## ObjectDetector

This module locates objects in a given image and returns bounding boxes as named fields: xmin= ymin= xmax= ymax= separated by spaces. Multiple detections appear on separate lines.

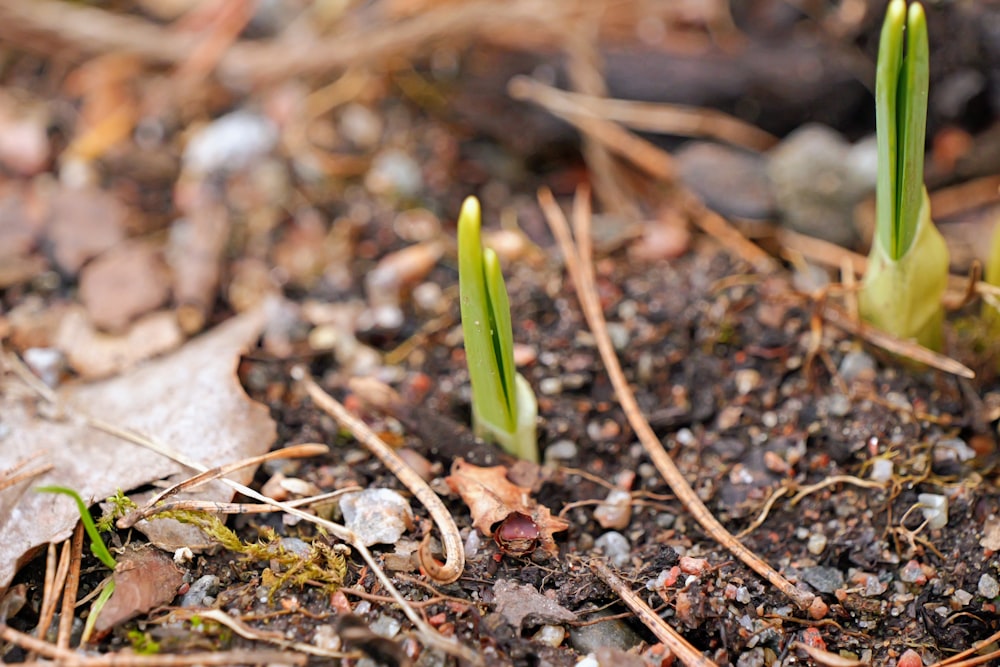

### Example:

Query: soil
xmin=4 ymin=3 xmax=1000 ymax=667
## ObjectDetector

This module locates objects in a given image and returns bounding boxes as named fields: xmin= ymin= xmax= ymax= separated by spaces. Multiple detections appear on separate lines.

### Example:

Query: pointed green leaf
xmin=876 ymin=0 xmax=905 ymax=259
xmin=896 ymin=1 xmax=929 ymax=258
xmin=457 ymin=196 xmax=512 ymax=434
xmin=484 ymin=247 xmax=516 ymax=428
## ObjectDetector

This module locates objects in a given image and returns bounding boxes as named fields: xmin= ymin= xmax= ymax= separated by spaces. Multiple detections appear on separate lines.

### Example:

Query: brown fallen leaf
xmin=55 ymin=306 xmax=184 ymax=379
xmin=79 ymin=240 xmax=171 ymax=333
xmin=94 ymin=543 xmax=184 ymax=633
xmin=445 ymin=459 xmax=568 ymax=558
xmin=44 ymin=186 xmax=127 ymax=274
xmin=0 ymin=304 xmax=277 ymax=590
xmin=492 ymin=579 xmax=575 ymax=630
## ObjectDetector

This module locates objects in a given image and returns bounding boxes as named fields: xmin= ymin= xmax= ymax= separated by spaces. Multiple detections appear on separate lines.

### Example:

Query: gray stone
xmin=767 ymin=124 xmax=874 ymax=246
xmin=676 ymin=142 xmax=775 ymax=220
xmin=801 ymin=565 xmax=844 ymax=594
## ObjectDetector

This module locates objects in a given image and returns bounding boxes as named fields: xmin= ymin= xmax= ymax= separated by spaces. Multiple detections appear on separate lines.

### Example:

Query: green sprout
xmin=37 ymin=486 xmax=117 ymax=642
xmin=457 ymin=196 xmax=538 ymax=462
xmin=859 ymin=0 xmax=949 ymax=350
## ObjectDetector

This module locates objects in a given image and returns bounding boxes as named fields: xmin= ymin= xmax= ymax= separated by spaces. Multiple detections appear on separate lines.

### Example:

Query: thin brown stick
xmin=511 ymin=76 xmax=776 ymax=272
xmin=821 ymin=303 xmax=975 ymax=378
xmin=0 ymin=623 xmax=306 ymax=666
xmin=296 ymin=369 xmax=465 ymax=585
xmin=138 ymin=443 xmax=330 ymax=509
xmin=590 ymin=559 xmax=718 ymax=667
xmin=0 ymin=0 xmax=580 ymax=84
xmin=539 ymin=186 xmax=816 ymax=612
xmin=507 ymin=75 xmax=778 ymax=151
xmin=57 ymin=523 xmax=85 ymax=650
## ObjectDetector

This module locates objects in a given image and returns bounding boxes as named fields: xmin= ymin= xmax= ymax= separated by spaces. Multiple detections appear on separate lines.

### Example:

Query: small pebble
xmin=953 ymin=589 xmax=973 ymax=606
xmin=184 ymin=110 xmax=278 ymax=174
xmin=539 ymin=377 xmax=563 ymax=396
xmin=369 ymin=614 xmax=402 ymax=639
xmin=532 ymin=624 xmax=566 ymax=648
xmin=23 ymin=347 xmax=64 ymax=387
xmin=870 ymin=458 xmax=893 ymax=482
xmin=736 ymin=586 xmax=751 ymax=604
xmin=978 ymin=573 xmax=999 ymax=599
xmin=899 ymin=560 xmax=927 ymax=585
xmin=897 ymin=649 xmax=923 ymax=667
xmin=544 ymin=439 xmax=578 ymax=463
xmin=801 ymin=566 xmax=844 ymax=594
xmin=568 ymin=615 xmax=642 ymax=654
xmin=179 ymin=575 xmax=220 ymax=607
xmin=918 ymin=493 xmax=948 ymax=530
xmin=806 ymin=533 xmax=827 ymax=555
xmin=839 ymin=349 xmax=875 ymax=383
xmin=605 ymin=323 xmax=630 ymax=351
xmin=365 ymin=149 xmax=422 ymax=198
xmin=339 ymin=488 xmax=414 ymax=546
xmin=594 ymin=489 xmax=632 ymax=530
xmin=594 ymin=531 xmax=631 ymax=568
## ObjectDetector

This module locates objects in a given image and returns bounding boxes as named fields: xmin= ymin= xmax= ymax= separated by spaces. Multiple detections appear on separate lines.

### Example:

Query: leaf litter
xmin=0 ymin=303 xmax=276 ymax=590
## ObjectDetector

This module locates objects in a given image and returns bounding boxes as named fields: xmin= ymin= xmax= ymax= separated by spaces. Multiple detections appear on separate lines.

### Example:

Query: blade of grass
xmin=36 ymin=486 xmax=116 ymax=570
xmin=896 ymin=1 xmax=929 ymax=258
xmin=876 ymin=0 xmax=904 ymax=258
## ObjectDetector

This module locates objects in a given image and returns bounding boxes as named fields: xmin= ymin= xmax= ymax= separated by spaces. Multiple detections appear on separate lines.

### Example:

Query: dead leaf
xmin=45 ymin=186 xmax=127 ymax=274
xmin=79 ymin=241 xmax=171 ymax=333
xmin=445 ymin=459 xmax=568 ymax=558
xmin=94 ymin=544 xmax=184 ymax=633
xmin=492 ymin=579 xmax=575 ymax=629
xmin=55 ymin=306 xmax=184 ymax=379
xmin=0 ymin=304 xmax=276 ymax=590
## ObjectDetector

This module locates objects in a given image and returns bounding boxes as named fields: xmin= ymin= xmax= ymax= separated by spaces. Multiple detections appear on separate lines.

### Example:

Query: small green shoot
xmin=860 ymin=0 xmax=949 ymax=350
xmin=37 ymin=486 xmax=117 ymax=570
xmin=457 ymin=196 xmax=538 ymax=462
xmin=36 ymin=486 xmax=117 ymax=643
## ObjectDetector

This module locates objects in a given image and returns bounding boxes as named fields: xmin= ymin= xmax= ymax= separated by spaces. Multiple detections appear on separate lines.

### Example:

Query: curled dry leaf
xmin=94 ymin=544 xmax=184 ymax=633
xmin=445 ymin=458 xmax=568 ymax=558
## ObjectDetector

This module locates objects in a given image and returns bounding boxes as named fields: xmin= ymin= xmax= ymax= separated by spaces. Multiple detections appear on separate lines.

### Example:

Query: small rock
xmin=806 ymin=533 xmax=827 ymax=556
xmin=978 ymin=573 xmax=999 ymax=599
xmin=594 ymin=531 xmax=631 ymax=568
xmin=870 ymin=458 xmax=893 ymax=483
xmin=179 ymin=575 xmax=220 ymax=607
xmin=981 ymin=515 xmax=1000 ymax=551
xmin=568 ymin=614 xmax=642 ymax=654
xmin=544 ymin=439 xmax=578 ymax=463
xmin=532 ymin=624 xmax=566 ymax=648
xmin=900 ymin=560 xmax=927 ymax=585
xmin=369 ymin=614 xmax=402 ymax=639
xmin=339 ymin=488 xmax=414 ymax=547
xmin=676 ymin=142 xmax=775 ymax=220
xmin=184 ymin=110 xmax=278 ymax=175
xmin=767 ymin=123 xmax=869 ymax=246
xmin=23 ymin=347 xmax=64 ymax=387
xmin=897 ymin=648 xmax=924 ymax=667
xmin=339 ymin=103 xmax=383 ymax=149
xmin=594 ymin=489 xmax=632 ymax=530
xmin=365 ymin=149 xmax=422 ymax=198
xmin=801 ymin=565 xmax=844 ymax=594
xmin=918 ymin=493 xmax=948 ymax=530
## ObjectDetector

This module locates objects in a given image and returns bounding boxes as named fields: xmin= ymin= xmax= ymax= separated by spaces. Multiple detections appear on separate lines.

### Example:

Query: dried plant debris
xmin=445 ymin=459 xmax=568 ymax=559
xmin=0 ymin=305 xmax=276 ymax=589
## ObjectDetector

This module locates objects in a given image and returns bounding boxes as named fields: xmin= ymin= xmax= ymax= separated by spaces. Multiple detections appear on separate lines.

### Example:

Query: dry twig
xmin=539 ymin=186 xmax=818 ymax=613
xmin=296 ymin=368 xmax=465 ymax=585
xmin=508 ymin=75 xmax=778 ymax=151
xmin=590 ymin=559 xmax=718 ymax=667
